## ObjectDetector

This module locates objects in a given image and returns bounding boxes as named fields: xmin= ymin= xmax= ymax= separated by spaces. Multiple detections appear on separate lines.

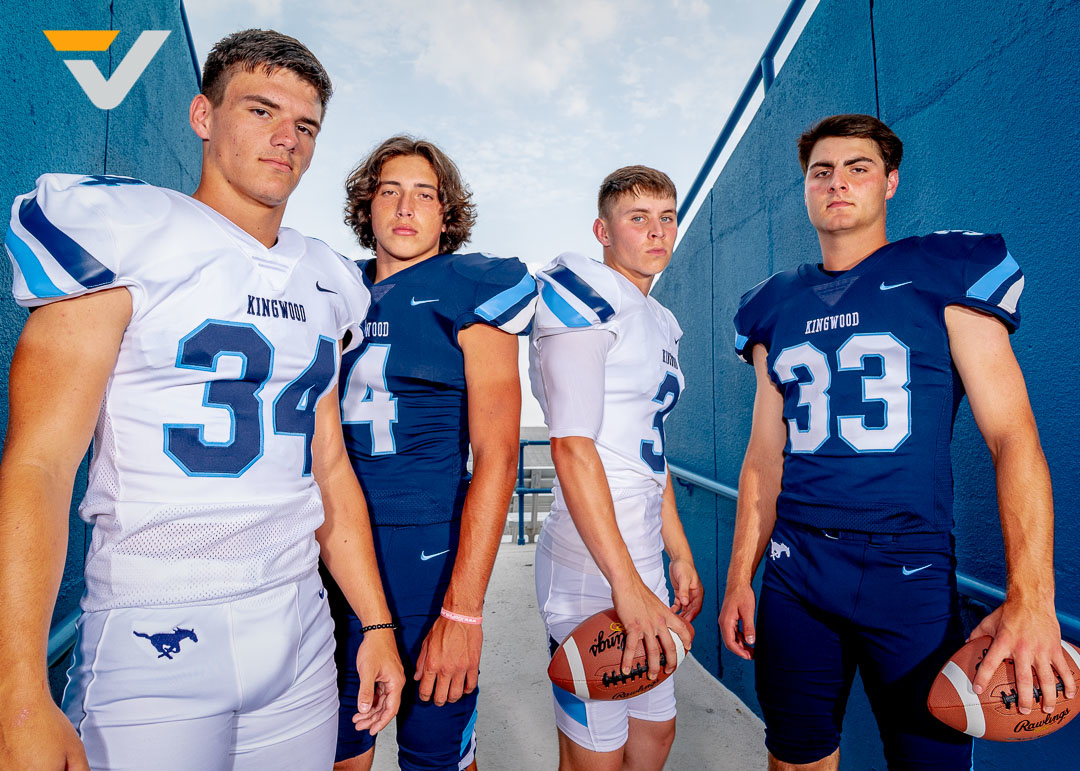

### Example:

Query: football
xmin=927 ymin=635 xmax=1080 ymax=741
xmin=547 ymin=608 xmax=686 ymax=701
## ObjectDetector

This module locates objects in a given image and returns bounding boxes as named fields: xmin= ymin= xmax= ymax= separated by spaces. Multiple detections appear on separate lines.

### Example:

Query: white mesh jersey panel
xmin=83 ymin=494 xmax=322 ymax=609
xmin=18 ymin=180 xmax=371 ymax=610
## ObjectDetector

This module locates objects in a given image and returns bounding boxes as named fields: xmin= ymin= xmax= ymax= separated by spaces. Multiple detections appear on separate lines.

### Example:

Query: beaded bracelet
xmin=440 ymin=608 xmax=482 ymax=625
xmin=359 ymin=622 xmax=397 ymax=634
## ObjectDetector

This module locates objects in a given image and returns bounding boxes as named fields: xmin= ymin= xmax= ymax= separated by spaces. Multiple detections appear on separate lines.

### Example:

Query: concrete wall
xmin=655 ymin=0 xmax=1080 ymax=767
xmin=3 ymin=1 xmax=202 ymax=697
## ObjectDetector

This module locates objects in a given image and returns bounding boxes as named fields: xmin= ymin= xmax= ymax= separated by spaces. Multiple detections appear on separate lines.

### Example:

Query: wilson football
xmin=547 ymin=607 xmax=686 ymax=701
xmin=927 ymin=635 xmax=1080 ymax=741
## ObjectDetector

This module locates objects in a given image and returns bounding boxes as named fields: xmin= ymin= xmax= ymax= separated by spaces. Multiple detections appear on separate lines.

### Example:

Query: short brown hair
xmin=797 ymin=114 xmax=903 ymax=174
xmin=202 ymin=29 xmax=333 ymax=115
xmin=344 ymin=136 xmax=476 ymax=255
xmin=598 ymin=166 xmax=677 ymax=220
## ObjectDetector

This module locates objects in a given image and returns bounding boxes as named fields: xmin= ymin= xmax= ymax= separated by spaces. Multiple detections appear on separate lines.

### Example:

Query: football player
xmin=328 ymin=136 xmax=536 ymax=771
xmin=528 ymin=166 xmax=701 ymax=771
xmin=719 ymin=114 xmax=1075 ymax=770
xmin=0 ymin=30 xmax=403 ymax=770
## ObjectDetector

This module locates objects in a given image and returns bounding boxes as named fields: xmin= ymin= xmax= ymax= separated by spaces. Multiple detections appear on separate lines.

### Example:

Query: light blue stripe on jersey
xmin=541 ymin=281 xmax=590 ymax=328
xmin=475 ymin=272 xmax=536 ymax=322
xmin=552 ymin=684 xmax=588 ymax=727
xmin=459 ymin=707 xmax=479 ymax=755
xmin=735 ymin=333 xmax=749 ymax=350
xmin=4 ymin=227 xmax=65 ymax=298
xmin=488 ymin=291 xmax=536 ymax=332
xmin=18 ymin=197 xmax=116 ymax=290
xmin=966 ymin=252 xmax=1020 ymax=301
xmin=548 ymin=265 xmax=615 ymax=321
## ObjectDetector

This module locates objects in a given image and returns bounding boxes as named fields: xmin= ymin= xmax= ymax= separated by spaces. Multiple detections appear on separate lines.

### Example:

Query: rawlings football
xmin=548 ymin=608 xmax=686 ymax=701
xmin=928 ymin=635 xmax=1080 ymax=741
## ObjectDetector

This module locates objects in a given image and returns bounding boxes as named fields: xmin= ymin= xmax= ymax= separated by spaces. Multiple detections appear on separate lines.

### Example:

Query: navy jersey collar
xmin=798 ymin=239 xmax=908 ymax=287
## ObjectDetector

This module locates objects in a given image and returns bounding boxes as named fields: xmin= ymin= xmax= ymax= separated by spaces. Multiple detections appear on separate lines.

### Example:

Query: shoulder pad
xmin=732 ymin=268 xmax=799 ymax=363
xmin=534 ymin=252 xmax=623 ymax=332
xmin=450 ymin=252 xmax=537 ymax=335
xmin=920 ymin=231 xmax=1023 ymax=330
xmin=6 ymin=173 xmax=168 ymax=307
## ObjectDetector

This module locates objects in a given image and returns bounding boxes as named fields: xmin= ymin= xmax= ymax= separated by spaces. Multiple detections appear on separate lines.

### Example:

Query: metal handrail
xmin=47 ymin=609 xmax=81 ymax=667
xmin=516 ymin=439 xmax=553 ymax=545
xmin=179 ymin=1 xmax=203 ymax=90
xmin=667 ymin=463 xmax=1080 ymax=644
xmin=677 ymin=0 xmax=813 ymax=226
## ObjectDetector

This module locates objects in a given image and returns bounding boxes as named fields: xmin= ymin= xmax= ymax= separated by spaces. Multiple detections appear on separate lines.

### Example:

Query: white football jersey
xmin=6 ymin=174 xmax=370 ymax=610
xmin=529 ymin=252 xmax=684 ymax=569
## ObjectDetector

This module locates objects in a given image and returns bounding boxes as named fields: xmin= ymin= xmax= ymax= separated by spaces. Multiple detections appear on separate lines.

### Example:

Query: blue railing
xmin=677 ymin=0 xmax=813 ymax=225
xmin=668 ymin=463 xmax=1080 ymax=644
xmin=179 ymin=1 xmax=203 ymax=90
xmin=515 ymin=439 xmax=553 ymax=545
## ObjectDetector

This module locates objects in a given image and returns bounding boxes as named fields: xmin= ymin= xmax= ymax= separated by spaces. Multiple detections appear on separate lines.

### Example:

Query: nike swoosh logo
xmin=879 ymin=281 xmax=912 ymax=291
xmin=420 ymin=549 xmax=451 ymax=561
xmin=902 ymin=564 xmax=932 ymax=575
xmin=410 ymin=297 xmax=439 ymax=305
xmin=316 ymin=281 xmax=337 ymax=294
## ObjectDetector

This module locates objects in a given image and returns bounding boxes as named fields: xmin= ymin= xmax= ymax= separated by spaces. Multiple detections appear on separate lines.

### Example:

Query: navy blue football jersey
xmin=339 ymin=252 xmax=537 ymax=525
xmin=733 ymin=231 xmax=1024 ymax=533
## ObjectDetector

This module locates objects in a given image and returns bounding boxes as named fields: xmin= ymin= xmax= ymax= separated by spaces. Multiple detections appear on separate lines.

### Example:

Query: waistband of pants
xmin=780 ymin=518 xmax=952 ymax=547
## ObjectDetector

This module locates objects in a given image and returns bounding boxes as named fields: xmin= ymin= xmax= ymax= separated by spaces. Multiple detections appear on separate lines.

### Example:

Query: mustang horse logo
xmin=133 ymin=627 xmax=198 ymax=659
xmin=769 ymin=539 xmax=791 ymax=561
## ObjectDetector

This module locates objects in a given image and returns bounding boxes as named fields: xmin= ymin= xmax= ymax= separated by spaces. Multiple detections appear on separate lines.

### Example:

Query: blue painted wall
xmin=655 ymin=0 xmax=1080 ymax=767
xmin=3 ymin=1 xmax=201 ymax=698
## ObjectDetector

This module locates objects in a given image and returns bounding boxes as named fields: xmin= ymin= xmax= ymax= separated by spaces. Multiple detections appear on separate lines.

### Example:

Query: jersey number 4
xmin=774 ymin=333 xmax=911 ymax=453
xmin=340 ymin=344 xmax=399 ymax=455
xmin=163 ymin=321 xmax=337 ymax=477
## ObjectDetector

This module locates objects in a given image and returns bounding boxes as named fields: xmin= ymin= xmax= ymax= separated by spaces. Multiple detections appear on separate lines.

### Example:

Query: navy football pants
xmin=756 ymin=519 xmax=973 ymax=769
xmin=325 ymin=519 xmax=478 ymax=770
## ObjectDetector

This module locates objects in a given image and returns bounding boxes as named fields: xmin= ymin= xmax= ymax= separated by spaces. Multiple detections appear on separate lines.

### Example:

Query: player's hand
xmin=414 ymin=615 xmax=483 ymax=706
xmin=968 ymin=598 xmax=1076 ymax=714
xmin=719 ymin=582 xmax=756 ymax=660
xmin=352 ymin=628 xmax=405 ymax=734
xmin=0 ymin=690 xmax=89 ymax=771
xmin=611 ymin=574 xmax=692 ymax=681
xmin=669 ymin=558 xmax=704 ymax=623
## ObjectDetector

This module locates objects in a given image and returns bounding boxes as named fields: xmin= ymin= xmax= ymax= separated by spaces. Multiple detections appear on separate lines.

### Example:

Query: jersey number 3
xmin=640 ymin=372 xmax=681 ymax=473
xmin=774 ymin=333 xmax=911 ymax=454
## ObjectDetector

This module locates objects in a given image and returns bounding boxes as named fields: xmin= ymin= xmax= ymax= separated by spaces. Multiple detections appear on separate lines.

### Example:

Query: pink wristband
xmin=440 ymin=607 xmax=482 ymax=625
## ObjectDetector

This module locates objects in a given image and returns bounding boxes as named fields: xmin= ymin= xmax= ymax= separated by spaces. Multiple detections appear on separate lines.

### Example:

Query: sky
xmin=184 ymin=0 xmax=807 ymax=424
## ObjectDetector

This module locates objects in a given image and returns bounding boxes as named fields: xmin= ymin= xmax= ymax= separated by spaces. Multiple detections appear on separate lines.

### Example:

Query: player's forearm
xmin=658 ymin=474 xmax=694 ymax=565
xmin=551 ymin=436 xmax=640 ymax=591
xmin=991 ymin=430 xmax=1055 ymax=605
xmin=726 ymin=455 xmax=780 ymax=588
xmin=0 ymin=462 xmax=75 ymax=685
xmin=315 ymin=460 xmax=392 ymax=625
xmin=442 ymin=446 xmax=517 ymax=617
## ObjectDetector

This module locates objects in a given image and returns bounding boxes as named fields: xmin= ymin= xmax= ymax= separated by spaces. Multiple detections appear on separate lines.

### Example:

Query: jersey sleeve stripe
xmin=998 ymin=276 xmax=1024 ymax=314
xmin=489 ymin=293 xmax=537 ymax=334
xmin=18 ymin=196 xmax=116 ymax=290
xmin=965 ymin=252 xmax=1020 ymax=301
xmin=540 ymin=281 xmax=591 ymax=328
xmin=474 ymin=272 xmax=537 ymax=322
xmin=547 ymin=265 xmax=615 ymax=322
xmin=4 ymin=227 xmax=66 ymax=298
